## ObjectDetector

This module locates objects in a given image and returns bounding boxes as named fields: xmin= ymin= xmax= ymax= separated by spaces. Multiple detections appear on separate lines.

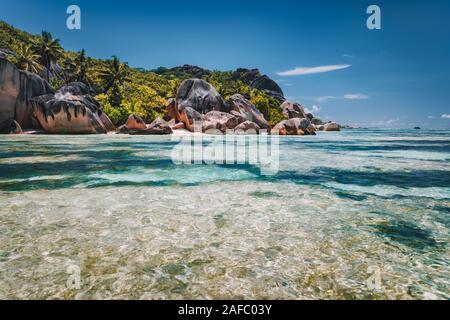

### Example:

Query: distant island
xmin=0 ymin=21 xmax=340 ymax=135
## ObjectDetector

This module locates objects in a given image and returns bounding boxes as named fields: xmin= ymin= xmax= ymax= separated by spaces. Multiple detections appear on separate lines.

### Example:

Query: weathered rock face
xmin=234 ymin=121 xmax=260 ymax=134
xmin=38 ymin=60 xmax=64 ymax=82
xmin=0 ymin=58 xmax=54 ymax=129
xmin=279 ymin=101 xmax=308 ymax=119
xmin=179 ymin=106 xmax=203 ymax=132
xmin=125 ymin=114 xmax=147 ymax=131
xmin=250 ymin=75 xmax=285 ymax=102
xmin=176 ymin=79 xmax=228 ymax=114
xmin=0 ymin=119 xmax=22 ymax=134
xmin=32 ymin=84 xmax=115 ymax=134
xmin=166 ymin=98 xmax=180 ymax=122
xmin=58 ymin=81 xmax=94 ymax=96
xmin=324 ymin=122 xmax=340 ymax=131
xmin=228 ymin=94 xmax=269 ymax=129
xmin=203 ymin=111 xmax=239 ymax=133
xmin=271 ymin=118 xmax=314 ymax=136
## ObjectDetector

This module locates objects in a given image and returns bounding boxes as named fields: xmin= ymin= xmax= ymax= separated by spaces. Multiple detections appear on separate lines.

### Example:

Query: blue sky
xmin=2 ymin=0 xmax=450 ymax=128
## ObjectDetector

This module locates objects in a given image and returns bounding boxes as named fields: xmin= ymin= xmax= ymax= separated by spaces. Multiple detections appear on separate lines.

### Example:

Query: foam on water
xmin=0 ymin=129 xmax=449 ymax=299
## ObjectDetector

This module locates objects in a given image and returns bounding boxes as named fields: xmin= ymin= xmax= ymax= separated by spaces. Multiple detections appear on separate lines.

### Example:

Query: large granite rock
xmin=125 ymin=114 xmax=147 ymax=130
xmin=232 ymin=68 xmax=285 ymax=101
xmin=234 ymin=121 xmax=260 ymax=134
xmin=279 ymin=101 xmax=308 ymax=119
xmin=128 ymin=117 xmax=173 ymax=135
xmin=203 ymin=111 xmax=239 ymax=133
xmin=31 ymin=84 xmax=115 ymax=134
xmin=166 ymin=98 xmax=180 ymax=122
xmin=250 ymin=75 xmax=285 ymax=102
xmin=176 ymin=79 xmax=228 ymax=114
xmin=324 ymin=122 xmax=340 ymax=131
xmin=0 ymin=58 xmax=54 ymax=129
xmin=228 ymin=94 xmax=269 ymax=129
xmin=179 ymin=106 xmax=203 ymax=132
xmin=271 ymin=118 xmax=314 ymax=136
xmin=311 ymin=117 xmax=323 ymax=126
xmin=0 ymin=119 xmax=22 ymax=134
xmin=147 ymin=117 xmax=173 ymax=134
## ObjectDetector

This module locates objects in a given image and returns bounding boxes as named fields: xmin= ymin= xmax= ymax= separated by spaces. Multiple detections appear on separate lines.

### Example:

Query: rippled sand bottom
xmin=0 ymin=130 xmax=449 ymax=299
xmin=1 ymin=182 xmax=448 ymax=299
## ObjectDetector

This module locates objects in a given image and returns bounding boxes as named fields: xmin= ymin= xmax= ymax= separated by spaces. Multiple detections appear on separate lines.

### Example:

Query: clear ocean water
xmin=0 ymin=129 xmax=449 ymax=299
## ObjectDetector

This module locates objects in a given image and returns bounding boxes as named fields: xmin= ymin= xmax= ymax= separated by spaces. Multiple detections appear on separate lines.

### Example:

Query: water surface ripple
xmin=0 ymin=129 xmax=449 ymax=299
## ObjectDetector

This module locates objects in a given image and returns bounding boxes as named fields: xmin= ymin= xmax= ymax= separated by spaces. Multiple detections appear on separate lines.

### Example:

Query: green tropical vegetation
xmin=0 ymin=20 xmax=284 ymax=126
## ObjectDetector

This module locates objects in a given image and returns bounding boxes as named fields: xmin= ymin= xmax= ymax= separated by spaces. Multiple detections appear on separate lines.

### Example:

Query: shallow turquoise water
xmin=0 ymin=129 xmax=449 ymax=299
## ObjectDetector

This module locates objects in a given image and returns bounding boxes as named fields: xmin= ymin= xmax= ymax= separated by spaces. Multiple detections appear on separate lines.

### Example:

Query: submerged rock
xmin=176 ymin=79 xmax=228 ymax=114
xmin=228 ymin=94 xmax=269 ymax=129
xmin=0 ymin=58 xmax=54 ymax=129
xmin=32 ymin=84 xmax=115 ymax=134
xmin=0 ymin=119 xmax=22 ymax=134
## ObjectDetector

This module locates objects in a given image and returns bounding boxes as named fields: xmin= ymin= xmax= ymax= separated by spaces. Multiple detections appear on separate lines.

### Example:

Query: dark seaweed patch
xmin=372 ymin=220 xmax=438 ymax=249
xmin=334 ymin=191 xmax=368 ymax=201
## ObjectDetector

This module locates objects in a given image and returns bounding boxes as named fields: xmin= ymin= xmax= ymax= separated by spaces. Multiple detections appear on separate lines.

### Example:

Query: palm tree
xmin=9 ymin=43 xmax=42 ymax=73
xmin=32 ymin=31 xmax=64 ymax=80
xmin=97 ymin=55 xmax=129 ymax=93
xmin=64 ymin=49 xmax=92 ymax=84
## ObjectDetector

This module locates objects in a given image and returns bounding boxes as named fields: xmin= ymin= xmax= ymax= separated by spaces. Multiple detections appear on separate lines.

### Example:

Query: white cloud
xmin=442 ymin=114 xmax=450 ymax=119
xmin=344 ymin=93 xmax=369 ymax=100
xmin=427 ymin=116 xmax=435 ymax=119
xmin=304 ymin=105 xmax=321 ymax=114
xmin=276 ymin=64 xmax=351 ymax=76
xmin=342 ymin=54 xmax=355 ymax=58
xmin=315 ymin=96 xmax=335 ymax=103
xmin=311 ymin=93 xmax=369 ymax=102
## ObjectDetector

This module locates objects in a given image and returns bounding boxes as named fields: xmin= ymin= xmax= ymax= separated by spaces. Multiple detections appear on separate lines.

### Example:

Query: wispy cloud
xmin=342 ymin=54 xmax=355 ymax=59
xmin=304 ymin=105 xmax=321 ymax=114
xmin=442 ymin=114 xmax=450 ymax=119
xmin=315 ymin=96 xmax=335 ymax=103
xmin=276 ymin=64 xmax=351 ymax=76
xmin=344 ymin=93 xmax=369 ymax=100
xmin=310 ymin=93 xmax=369 ymax=102
xmin=428 ymin=116 xmax=436 ymax=119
